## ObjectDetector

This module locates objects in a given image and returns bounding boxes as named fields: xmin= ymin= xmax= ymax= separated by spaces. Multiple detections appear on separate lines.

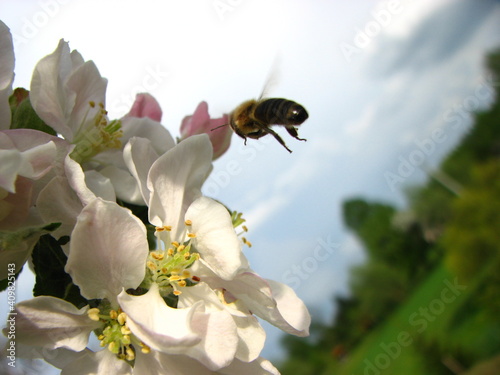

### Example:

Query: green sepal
xmin=9 ymin=88 xmax=57 ymax=136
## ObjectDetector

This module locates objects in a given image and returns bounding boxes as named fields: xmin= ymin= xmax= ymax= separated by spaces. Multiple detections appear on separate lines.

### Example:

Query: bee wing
xmin=258 ymin=56 xmax=282 ymax=100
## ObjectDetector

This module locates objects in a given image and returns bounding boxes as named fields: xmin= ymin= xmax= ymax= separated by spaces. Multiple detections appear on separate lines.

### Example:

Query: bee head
xmin=287 ymin=104 xmax=309 ymax=125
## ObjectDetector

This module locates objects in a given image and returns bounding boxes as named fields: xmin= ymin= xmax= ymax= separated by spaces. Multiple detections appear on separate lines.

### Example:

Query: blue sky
xmin=1 ymin=0 xmax=500 ymax=370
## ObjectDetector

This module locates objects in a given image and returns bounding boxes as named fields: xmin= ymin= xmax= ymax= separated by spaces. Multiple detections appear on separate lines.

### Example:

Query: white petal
xmin=61 ymin=349 xmax=132 ymax=375
xmin=184 ymin=308 xmax=238 ymax=370
xmin=43 ymin=348 xmax=90 ymax=370
xmin=147 ymin=134 xmax=213 ymax=238
xmin=207 ymin=272 xmax=310 ymax=336
xmin=123 ymin=137 xmax=160 ymax=205
xmin=84 ymin=170 xmax=116 ymax=201
xmin=30 ymin=39 xmax=107 ymax=140
xmin=0 ymin=149 xmax=21 ymax=192
xmin=99 ymin=164 xmax=145 ymax=205
xmin=66 ymin=198 xmax=148 ymax=302
xmin=265 ymin=279 xmax=311 ymax=336
xmin=12 ymin=296 xmax=100 ymax=351
xmin=121 ymin=116 xmax=175 ymax=155
xmin=37 ymin=176 xmax=82 ymax=243
xmin=118 ymin=283 xmax=201 ymax=352
xmin=64 ymin=152 xmax=96 ymax=205
xmin=177 ymin=282 xmax=226 ymax=311
xmin=232 ymin=315 xmax=266 ymax=362
xmin=65 ymin=60 xmax=107 ymax=136
xmin=238 ymin=274 xmax=310 ymax=336
xmin=219 ymin=357 xmax=280 ymax=375
xmin=30 ymin=39 xmax=75 ymax=139
xmin=134 ymin=351 xmax=213 ymax=375
xmin=0 ymin=129 xmax=68 ymax=192
xmin=186 ymin=197 xmax=248 ymax=280
xmin=0 ymin=21 xmax=14 ymax=130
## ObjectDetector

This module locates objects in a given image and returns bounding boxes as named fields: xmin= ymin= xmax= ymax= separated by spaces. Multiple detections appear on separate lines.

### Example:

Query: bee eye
xmin=287 ymin=105 xmax=309 ymax=124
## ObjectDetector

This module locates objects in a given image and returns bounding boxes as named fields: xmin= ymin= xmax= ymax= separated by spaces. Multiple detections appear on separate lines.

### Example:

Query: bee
xmin=212 ymin=95 xmax=309 ymax=152
xmin=227 ymin=97 xmax=309 ymax=153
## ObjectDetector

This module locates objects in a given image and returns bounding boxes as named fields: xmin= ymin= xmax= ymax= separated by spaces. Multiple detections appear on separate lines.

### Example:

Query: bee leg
xmin=286 ymin=126 xmax=306 ymax=141
xmin=263 ymin=127 xmax=293 ymax=153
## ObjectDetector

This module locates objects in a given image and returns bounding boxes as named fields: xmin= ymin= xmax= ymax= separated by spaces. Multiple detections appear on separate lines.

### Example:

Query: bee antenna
xmin=210 ymin=123 xmax=229 ymax=131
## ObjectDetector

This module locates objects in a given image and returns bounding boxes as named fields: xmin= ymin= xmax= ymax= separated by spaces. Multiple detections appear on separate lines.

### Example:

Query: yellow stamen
xmin=88 ymin=308 xmax=100 ymax=321
xmin=151 ymin=251 xmax=164 ymax=260
xmin=117 ymin=312 xmax=127 ymax=325
xmin=140 ymin=343 xmax=151 ymax=354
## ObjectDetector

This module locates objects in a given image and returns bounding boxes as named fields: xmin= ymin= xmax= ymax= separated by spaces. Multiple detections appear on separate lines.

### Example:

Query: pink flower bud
xmin=180 ymin=101 xmax=232 ymax=160
xmin=126 ymin=93 xmax=162 ymax=122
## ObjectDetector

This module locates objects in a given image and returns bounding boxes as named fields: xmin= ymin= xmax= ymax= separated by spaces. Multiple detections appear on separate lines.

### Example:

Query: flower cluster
xmin=0 ymin=20 xmax=310 ymax=374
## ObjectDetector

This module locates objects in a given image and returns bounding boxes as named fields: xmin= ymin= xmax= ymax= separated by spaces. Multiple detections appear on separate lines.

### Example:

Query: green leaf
xmin=32 ymin=234 xmax=87 ymax=308
xmin=9 ymin=89 xmax=57 ymax=136
xmin=0 ymin=267 xmax=22 ymax=293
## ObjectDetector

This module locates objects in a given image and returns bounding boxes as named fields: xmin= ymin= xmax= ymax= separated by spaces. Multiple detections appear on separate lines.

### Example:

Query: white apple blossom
xmin=124 ymin=133 xmax=310 ymax=360
xmin=29 ymin=39 xmax=176 ymax=205
xmin=11 ymin=198 xmax=206 ymax=374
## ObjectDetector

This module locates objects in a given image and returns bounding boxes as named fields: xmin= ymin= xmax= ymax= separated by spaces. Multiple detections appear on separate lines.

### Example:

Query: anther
xmin=140 ymin=342 xmax=151 ymax=354
xmin=88 ymin=308 xmax=100 ymax=321
xmin=117 ymin=312 xmax=127 ymax=325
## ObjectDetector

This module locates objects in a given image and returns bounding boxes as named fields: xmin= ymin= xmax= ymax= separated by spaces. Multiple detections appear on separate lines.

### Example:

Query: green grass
xmin=323 ymin=264 xmax=500 ymax=375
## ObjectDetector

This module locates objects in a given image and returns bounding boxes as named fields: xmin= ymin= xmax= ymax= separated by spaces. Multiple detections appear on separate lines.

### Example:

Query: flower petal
xmin=123 ymin=136 xmax=160 ymax=205
xmin=11 ymin=296 xmax=100 ymax=351
xmin=206 ymin=272 xmax=310 ymax=336
xmin=66 ymin=198 xmax=148 ymax=302
xmin=219 ymin=357 xmax=280 ymax=375
xmin=121 ymin=116 xmax=175 ymax=156
xmin=232 ymin=314 xmax=266 ymax=362
xmin=147 ymin=134 xmax=213 ymax=238
xmin=134 ymin=351 xmax=213 ymax=375
xmin=30 ymin=40 xmax=75 ymax=139
xmin=0 ymin=20 xmax=14 ymax=130
xmin=184 ymin=308 xmax=238 ymax=370
xmin=186 ymin=196 xmax=248 ymax=280
xmin=180 ymin=101 xmax=232 ymax=160
xmin=264 ymin=279 xmax=311 ymax=336
xmin=30 ymin=39 xmax=107 ymax=140
xmin=61 ymin=349 xmax=132 ymax=375
xmin=125 ymin=93 xmax=162 ymax=122
xmin=118 ymin=283 xmax=201 ymax=352
xmin=36 ymin=176 xmax=81 ymax=243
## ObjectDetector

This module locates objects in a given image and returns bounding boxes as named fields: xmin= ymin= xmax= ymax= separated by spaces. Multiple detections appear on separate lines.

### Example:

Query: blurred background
xmin=1 ymin=0 xmax=500 ymax=373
